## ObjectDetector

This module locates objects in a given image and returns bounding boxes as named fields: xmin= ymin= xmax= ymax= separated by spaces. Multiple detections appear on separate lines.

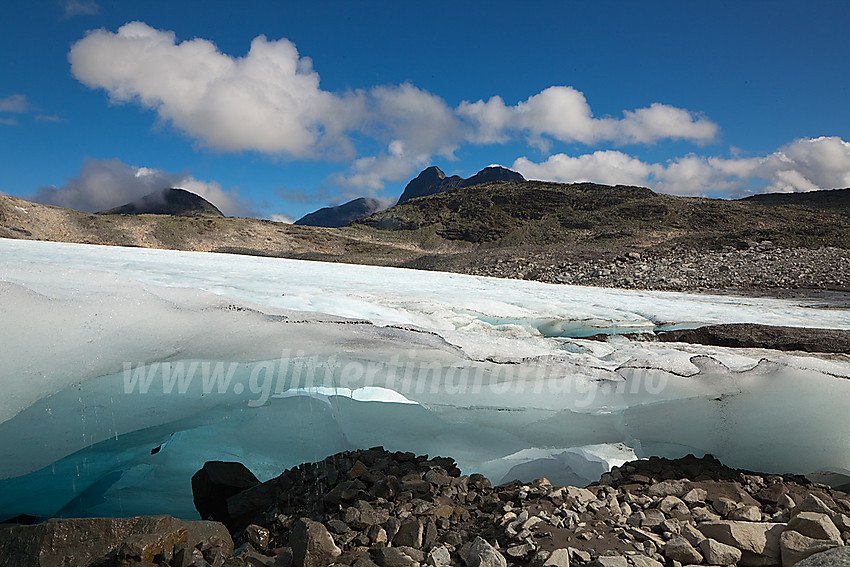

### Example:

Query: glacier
xmin=0 ymin=238 xmax=848 ymax=519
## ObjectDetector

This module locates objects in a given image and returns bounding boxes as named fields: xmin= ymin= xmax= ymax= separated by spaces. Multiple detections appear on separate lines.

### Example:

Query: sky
xmin=1 ymin=1 xmax=849 ymax=221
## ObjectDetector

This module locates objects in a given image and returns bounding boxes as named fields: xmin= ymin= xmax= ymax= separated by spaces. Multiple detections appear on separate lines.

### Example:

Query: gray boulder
xmin=290 ymin=518 xmax=341 ymax=567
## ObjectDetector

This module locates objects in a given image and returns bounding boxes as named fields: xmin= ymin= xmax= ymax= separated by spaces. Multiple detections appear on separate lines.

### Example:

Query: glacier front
xmin=0 ymin=238 xmax=848 ymax=519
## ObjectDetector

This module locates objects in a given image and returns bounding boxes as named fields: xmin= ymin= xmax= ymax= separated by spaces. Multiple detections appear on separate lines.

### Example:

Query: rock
xmin=542 ymin=548 xmax=570 ymax=567
xmin=681 ymin=523 xmax=706 ymax=548
xmin=290 ymin=518 xmax=342 ymax=567
xmin=569 ymin=548 xmax=592 ymax=564
xmin=698 ymin=521 xmax=784 ymax=567
xmin=714 ymin=496 xmax=741 ymax=516
xmin=729 ymin=505 xmax=764 ymax=522
xmin=683 ymin=488 xmax=708 ymax=505
xmin=564 ymin=486 xmax=597 ymax=504
xmin=393 ymin=518 xmax=423 ymax=549
xmin=791 ymin=496 xmax=834 ymax=518
xmin=700 ymin=537 xmax=743 ymax=565
xmin=192 ymin=461 xmax=260 ymax=528
xmin=371 ymin=547 xmax=420 ymax=567
xmin=832 ymin=513 xmax=850 ymax=533
xmin=461 ymin=537 xmax=507 ymax=567
xmin=779 ymin=530 xmax=841 ymax=567
xmin=628 ymin=555 xmax=663 ymax=567
xmin=595 ymin=556 xmax=628 ymax=567
xmin=795 ymin=546 xmax=850 ymax=567
xmin=246 ymin=524 xmax=271 ymax=551
xmin=426 ymin=546 xmax=451 ymax=567
xmin=786 ymin=512 xmax=842 ymax=541
xmin=658 ymin=496 xmax=688 ymax=515
xmin=0 ymin=515 xmax=233 ymax=567
xmin=647 ymin=480 xmax=689 ymax=498
xmin=662 ymin=536 xmax=703 ymax=564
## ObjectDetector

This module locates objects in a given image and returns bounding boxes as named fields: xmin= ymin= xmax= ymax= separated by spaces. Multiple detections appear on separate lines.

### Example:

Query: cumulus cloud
xmin=513 ymin=137 xmax=850 ymax=197
xmin=69 ymin=23 xmax=724 ymax=192
xmin=28 ymin=158 xmax=254 ymax=216
xmin=458 ymin=87 xmax=718 ymax=147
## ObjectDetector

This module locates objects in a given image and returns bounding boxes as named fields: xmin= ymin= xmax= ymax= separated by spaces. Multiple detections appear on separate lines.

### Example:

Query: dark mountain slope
xmin=294 ymin=197 xmax=387 ymax=228
xmin=396 ymin=165 xmax=524 ymax=204
xmin=97 ymin=188 xmax=224 ymax=217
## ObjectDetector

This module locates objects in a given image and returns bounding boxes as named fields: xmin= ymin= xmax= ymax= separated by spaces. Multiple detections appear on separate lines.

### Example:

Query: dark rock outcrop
xmin=97 ymin=188 xmax=224 ymax=217
xmin=654 ymin=323 xmax=850 ymax=353
xmin=191 ymin=460 xmax=260 ymax=530
xmin=396 ymin=166 xmax=524 ymax=205
xmin=0 ymin=515 xmax=232 ymax=567
xmin=295 ymin=198 xmax=388 ymax=228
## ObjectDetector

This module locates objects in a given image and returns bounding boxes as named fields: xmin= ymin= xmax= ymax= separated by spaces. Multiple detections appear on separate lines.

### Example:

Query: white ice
xmin=0 ymin=239 xmax=848 ymax=519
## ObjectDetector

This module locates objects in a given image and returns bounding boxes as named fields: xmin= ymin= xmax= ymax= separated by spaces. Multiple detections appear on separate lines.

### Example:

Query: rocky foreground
xmin=2 ymin=449 xmax=850 ymax=567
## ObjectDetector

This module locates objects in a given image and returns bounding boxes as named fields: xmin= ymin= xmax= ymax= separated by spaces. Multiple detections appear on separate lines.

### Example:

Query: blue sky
xmin=1 ymin=1 xmax=849 ymax=220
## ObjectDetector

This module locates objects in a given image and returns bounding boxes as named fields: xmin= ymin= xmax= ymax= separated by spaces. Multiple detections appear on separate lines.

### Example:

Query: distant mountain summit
xmin=397 ymin=165 xmax=525 ymax=204
xmin=97 ymin=188 xmax=224 ymax=217
xmin=294 ymin=197 xmax=388 ymax=228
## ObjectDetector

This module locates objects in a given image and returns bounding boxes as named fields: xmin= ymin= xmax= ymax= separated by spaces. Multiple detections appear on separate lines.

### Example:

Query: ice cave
xmin=1 ymin=239 xmax=848 ymax=520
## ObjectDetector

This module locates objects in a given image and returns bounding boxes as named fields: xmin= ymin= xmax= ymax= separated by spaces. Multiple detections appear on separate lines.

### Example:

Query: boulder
xmin=290 ymin=518 xmax=341 ymax=567
xmin=779 ymin=530 xmax=841 ymax=567
xmin=795 ymin=546 xmax=850 ymax=567
xmin=791 ymin=495 xmax=834 ymax=517
xmin=700 ymin=537 xmax=743 ymax=565
xmin=786 ymin=512 xmax=842 ymax=541
xmin=698 ymin=521 xmax=784 ymax=566
xmin=461 ymin=537 xmax=507 ymax=567
xmin=542 ymin=548 xmax=570 ymax=567
xmin=393 ymin=518 xmax=423 ymax=549
xmin=662 ymin=536 xmax=703 ymax=564
xmin=192 ymin=461 xmax=260 ymax=528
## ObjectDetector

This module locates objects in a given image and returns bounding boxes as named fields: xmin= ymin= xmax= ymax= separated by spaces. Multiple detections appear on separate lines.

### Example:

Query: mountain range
xmin=293 ymin=165 xmax=525 ymax=227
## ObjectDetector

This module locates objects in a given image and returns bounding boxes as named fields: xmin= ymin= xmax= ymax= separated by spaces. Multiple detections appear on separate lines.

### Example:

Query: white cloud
xmin=513 ymin=136 xmax=850 ymax=197
xmin=70 ymin=22 xmax=354 ymax=158
xmin=28 ymin=157 xmax=254 ymax=216
xmin=62 ymin=0 xmax=99 ymax=18
xmin=458 ymin=86 xmax=718 ymax=147
xmin=513 ymin=151 xmax=654 ymax=187
xmin=269 ymin=213 xmax=293 ymax=223
xmin=70 ymin=23 xmax=724 ymax=193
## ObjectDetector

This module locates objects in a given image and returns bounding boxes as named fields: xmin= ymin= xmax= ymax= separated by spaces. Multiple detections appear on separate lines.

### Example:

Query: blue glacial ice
xmin=0 ymin=238 xmax=848 ymax=519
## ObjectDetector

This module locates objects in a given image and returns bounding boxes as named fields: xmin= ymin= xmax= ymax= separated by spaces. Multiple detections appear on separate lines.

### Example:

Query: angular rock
xmin=698 ymin=521 xmax=784 ymax=567
xmin=662 ymin=536 xmax=703 ymax=564
xmin=791 ymin=495 xmax=834 ymax=518
xmin=426 ymin=546 xmax=451 ymax=567
xmin=595 ymin=556 xmax=628 ymax=567
xmin=729 ymin=505 xmax=763 ymax=522
xmin=393 ymin=518 xmax=423 ymax=549
xmin=795 ymin=546 xmax=850 ymax=567
xmin=786 ymin=512 xmax=842 ymax=541
xmin=290 ymin=518 xmax=341 ymax=567
xmin=647 ymin=479 xmax=689 ymax=498
xmin=371 ymin=547 xmax=420 ymax=567
xmin=628 ymin=555 xmax=663 ymax=567
xmin=700 ymin=537 xmax=743 ymax=565
xmin=542 ymin=548 xmax=570 ymax=567
xmin=779 ymin=530 xmax=841 ymax=567
xmin=461 ymin=537 xmax=507 ymax=567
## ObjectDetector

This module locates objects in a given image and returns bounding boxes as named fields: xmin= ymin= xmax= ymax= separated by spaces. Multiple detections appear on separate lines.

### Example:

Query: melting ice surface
xmin=0 ymin=238 xmax=849 ymax=519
